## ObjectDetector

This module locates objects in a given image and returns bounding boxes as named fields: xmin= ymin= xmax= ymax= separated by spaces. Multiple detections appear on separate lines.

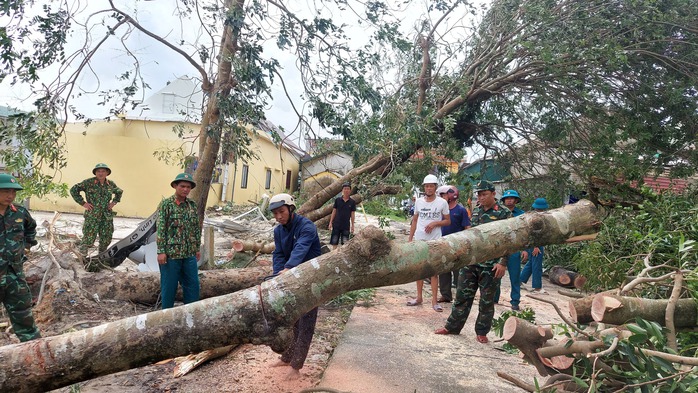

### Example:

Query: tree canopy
xmin=0 ymin=0 xmax=696 ymax=213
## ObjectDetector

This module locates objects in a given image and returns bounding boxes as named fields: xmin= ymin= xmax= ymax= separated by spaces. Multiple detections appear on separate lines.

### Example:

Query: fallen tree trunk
xmin=80 ymin=266 xmax=272 ymax=304
xmin=0 ymin=200 xmax=600 ymax=392
xmin=231 ymin=239 xmax=275 ymax=254
xmin=591 ymin=294 xmax=698 ymax=327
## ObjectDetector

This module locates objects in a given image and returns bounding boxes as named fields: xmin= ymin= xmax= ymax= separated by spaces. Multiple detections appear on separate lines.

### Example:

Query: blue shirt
xmin=441 ymin=204 xmax=470 ymax=236
xmin=511 ymin=207 xmax=525 ymax=217
xmin=272 ymin=213 xmax=322 ymax=274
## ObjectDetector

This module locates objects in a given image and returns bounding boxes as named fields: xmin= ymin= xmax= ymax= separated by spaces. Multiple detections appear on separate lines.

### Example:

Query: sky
xmin=0 ymin=0 xmax=488 ymax=153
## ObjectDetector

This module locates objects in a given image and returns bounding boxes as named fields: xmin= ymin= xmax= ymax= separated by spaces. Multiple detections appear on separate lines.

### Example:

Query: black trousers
xmin=280 ymin=307 xmax=319 ymax=370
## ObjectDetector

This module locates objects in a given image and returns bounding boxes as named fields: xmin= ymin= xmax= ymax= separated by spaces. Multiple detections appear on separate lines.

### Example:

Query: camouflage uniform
xmin=444 ymin=200 xmax=511 ymax=335
xmin=70 ymin=178 xmax=123 ymax=253
xmin=156 ymin=195 xmax=201 ymax=309
xmin=0 ymin=204 xmax=41 ymax=342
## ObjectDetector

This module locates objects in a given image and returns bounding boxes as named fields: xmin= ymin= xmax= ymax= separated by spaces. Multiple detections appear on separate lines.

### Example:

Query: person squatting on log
xmin=520 ymin=198 xmax=549 ymax=294
xmin=435 ymin=180 xmax=510 ymax=343
xmin=70 ymin=163 xmax=123 ymax=255
xmin=269 ymin=193 xmax=322 ymax=380
xmin=436 ymin=185 xmax=470 ymax=304
xmin=493 ymin=189 xmax=526 ymax=310
xmin=406 ymin=174 xmax=451 ymax=312
xmin=0 ymin=174 xmax=41 ymax=342
xmin=328 ymin=182 xmax=356 ymax=250
xmin=156 ymin=173 xmax=201 ymax=309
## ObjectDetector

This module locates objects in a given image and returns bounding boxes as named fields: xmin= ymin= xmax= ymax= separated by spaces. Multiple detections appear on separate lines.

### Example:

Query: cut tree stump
xmin=591 ymin=294 xmax=698 ymax=327
xmin=0 ymin=200 xmax=600 ymax=392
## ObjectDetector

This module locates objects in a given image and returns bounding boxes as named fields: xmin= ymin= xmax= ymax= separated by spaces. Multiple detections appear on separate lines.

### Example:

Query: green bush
xmin=362 ymin=199 xmax=395 ymax=216
xmin=570 ymin=187 xmax=698 ymax=296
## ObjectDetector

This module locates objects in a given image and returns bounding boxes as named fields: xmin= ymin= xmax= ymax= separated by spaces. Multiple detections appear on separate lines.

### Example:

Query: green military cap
xmin=474 ymin=180 xmax=495 ymax=192
xmin=92 ymin=163 xmax=112 ymax=176
xmin=0 ymin=173 xmax=23 ymax=190
xmin=171 ymin=173 xmax=196 ymax=189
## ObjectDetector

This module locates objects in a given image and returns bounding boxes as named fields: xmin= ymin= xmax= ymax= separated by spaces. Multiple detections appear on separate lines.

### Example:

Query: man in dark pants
xmin=156 ymin=173 xmax=201 ymax=309
xmin=0 ymin=174 xmax=41 ymax=342
xmin=328 ymin=182 xmax=356 ymax=250
xmin=269 ymin=193 xmax=322 ymax=380
xmin=437 ymin=185 xmax=471 ymax=303
xmin=435 ymin=180 xmax=510 ymax=343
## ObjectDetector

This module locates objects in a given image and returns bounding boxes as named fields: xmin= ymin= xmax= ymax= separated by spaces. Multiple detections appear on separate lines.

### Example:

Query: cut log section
xmin=539 ymin=339 xmax=575 ymax=370
xmin=549 ymin=266 xmax=586 ymax=289
xmin=591 ymin=294 xmax=698 ymax=327
xmin=503 ymin=316 xmax=554 ymax=376
xmin=569 ymin=296 xmax=595 ymax=324
xmin=231 ymin=239 xmax=275 ymax=254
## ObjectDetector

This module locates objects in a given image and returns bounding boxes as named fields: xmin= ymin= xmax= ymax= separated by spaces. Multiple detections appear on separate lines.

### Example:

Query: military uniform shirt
xmin=70 ymin=177 xmax=123 ymax=214
xmin=0 ymin=204 xmax=37 ymax=273
xmin=156 ymin=195 xmax=201 ymax=258
xmin=470 ymin=200 xmax=511 ymax=266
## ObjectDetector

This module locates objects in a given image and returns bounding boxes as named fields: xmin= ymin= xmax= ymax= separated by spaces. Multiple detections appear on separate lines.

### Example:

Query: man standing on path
xmin=0 ymin=174 xmax=41 ymax=342
xmin=435 ymin=180 xmax=510 ymax=343
xmin=328 ymin=182 xmax=356 ymax=250
xmin=70 ymin=163 xmax=123 ymax=256
xmin=493 ymin=189 xmax=525 ymax=310
xmin=406 ymin=174 xmax=450 ymax=312
xmin=156 ymin=173 xmax=201 ymax=309
xmin=521 ymin=198 xmax=550 ymax=294
xmin=437 ymin=185 xmax=470 ymax=303
xmin=269 ymin=193 xmax=322 ymax=380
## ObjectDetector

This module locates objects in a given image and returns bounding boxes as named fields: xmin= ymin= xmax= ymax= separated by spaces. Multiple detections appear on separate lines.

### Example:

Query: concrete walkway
xmin=317 ymin=278 xmax=566 ymax=393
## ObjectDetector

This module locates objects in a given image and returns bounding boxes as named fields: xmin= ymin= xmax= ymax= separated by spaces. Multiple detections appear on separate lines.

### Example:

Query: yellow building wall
xmin=30 ymin=120 xmax=300 ymax=218
xmin=224 ymin=131 xmax=300 ymax=204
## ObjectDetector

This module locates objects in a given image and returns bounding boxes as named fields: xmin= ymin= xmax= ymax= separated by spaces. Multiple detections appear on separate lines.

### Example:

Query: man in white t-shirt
xmin=406 ymin=174 xmax=451 ymax=312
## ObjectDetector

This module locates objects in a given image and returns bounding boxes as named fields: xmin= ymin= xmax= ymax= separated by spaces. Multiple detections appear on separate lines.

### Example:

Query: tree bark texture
xmin=192 ymin=0 xmax=243 ymax=223
xmin=591 ymin=294 xmax=697 ymax=327
xmin=80 ymin=267 xmax=271 ymax=304
xmin=231 ymin=239 xmax=275 ymax=254
xmin=296 ymin=153 xmax=388 ymax=215
xmin=0 ymin=200 xmax=600 ymax=392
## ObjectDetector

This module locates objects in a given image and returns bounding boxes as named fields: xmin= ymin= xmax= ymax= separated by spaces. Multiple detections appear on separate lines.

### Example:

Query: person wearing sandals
xmin=520 ymin=198 xmax=549 ymax=294
xmin=268 ymin=193 xmax=322 ymax=380
xmin=436 ymin=185 xmax=470 ymax=304
xmin=493 ymin=189 xmax=525 ymax=310
xmin=406 ymin=174 xmax=450 ymax=312
xmin=435 ymin=180 xmax=510 ymax=343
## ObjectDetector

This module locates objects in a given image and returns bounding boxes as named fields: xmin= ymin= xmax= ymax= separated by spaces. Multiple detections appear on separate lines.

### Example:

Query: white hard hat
xmin=269 ymin=193 xmax=296 ymax=211
xmin=436 ymin=185 xmax=451 ymax=195
xmin=422 ymin=174 xmax=439 ymax=185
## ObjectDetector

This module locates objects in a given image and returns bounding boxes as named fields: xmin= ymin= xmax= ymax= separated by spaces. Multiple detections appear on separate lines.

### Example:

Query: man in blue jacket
xmin=269 ymin=193 xmax=322 ymax=380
